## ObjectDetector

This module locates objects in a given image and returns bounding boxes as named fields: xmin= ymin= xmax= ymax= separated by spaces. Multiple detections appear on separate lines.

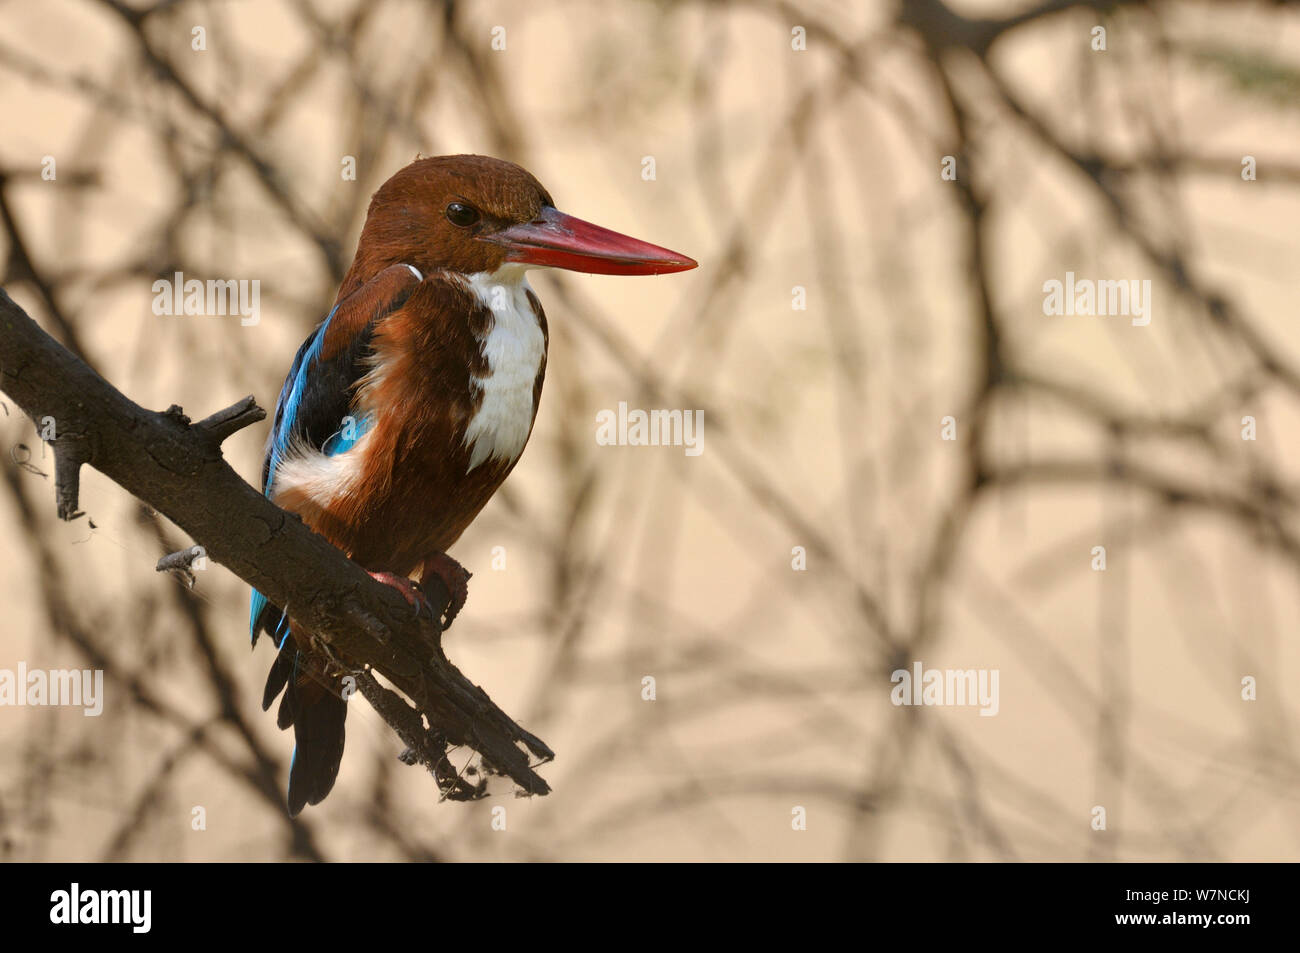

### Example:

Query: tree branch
xmin=0 ymin=286 xmax=552 ymax=801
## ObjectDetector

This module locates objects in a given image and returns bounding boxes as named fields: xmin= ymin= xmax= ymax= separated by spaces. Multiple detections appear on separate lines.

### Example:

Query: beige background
xmin=0 ymin=0 xmax=1298 ymax=860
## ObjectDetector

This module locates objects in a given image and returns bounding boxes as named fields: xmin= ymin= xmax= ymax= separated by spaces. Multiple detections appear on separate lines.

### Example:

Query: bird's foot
xmin=418 ymin=551 xmax=472 ymax=630
xmin=367 ymin=570 xmax=436 ymax=620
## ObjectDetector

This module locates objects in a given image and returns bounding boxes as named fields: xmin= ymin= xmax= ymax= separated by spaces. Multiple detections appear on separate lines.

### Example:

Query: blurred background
xmin=1 ymin=0 xmax=1298 ymax=861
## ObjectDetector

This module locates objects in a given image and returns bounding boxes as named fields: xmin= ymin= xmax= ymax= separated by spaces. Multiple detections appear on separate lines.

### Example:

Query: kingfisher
xmin=249 ymin=155 xmax=696 ymax=815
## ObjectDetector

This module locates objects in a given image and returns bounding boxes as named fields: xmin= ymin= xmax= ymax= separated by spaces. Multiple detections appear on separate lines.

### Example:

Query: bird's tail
xmin=253 ymin=594 xmax=348 ymax=816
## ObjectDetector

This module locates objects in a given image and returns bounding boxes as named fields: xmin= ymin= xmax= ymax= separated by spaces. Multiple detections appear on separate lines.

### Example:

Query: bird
xmin=248 ymin=154 xmax=696 ymax=815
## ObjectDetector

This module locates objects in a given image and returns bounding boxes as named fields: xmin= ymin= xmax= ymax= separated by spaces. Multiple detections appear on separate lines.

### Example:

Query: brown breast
xmin=300 ymin=272 xmax=548 ymax=574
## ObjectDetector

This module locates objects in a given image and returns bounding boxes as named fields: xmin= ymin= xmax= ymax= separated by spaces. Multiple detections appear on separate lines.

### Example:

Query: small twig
xmin=51 ymin=435 xmax=88 ymax=521
xmin=155 ymin=546 xmax=207 ymax=588
xmin=194 ymin=395 xmax=267 ymax=444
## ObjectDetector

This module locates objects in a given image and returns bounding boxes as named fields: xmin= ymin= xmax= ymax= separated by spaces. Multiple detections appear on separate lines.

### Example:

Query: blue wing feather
xmin=263 ymin=306 xmax=337 ymax=494
xmin=247 ymin=264 xmax=422 ymax=644
xmin=248 ymin=307 xmax=336 ymax=642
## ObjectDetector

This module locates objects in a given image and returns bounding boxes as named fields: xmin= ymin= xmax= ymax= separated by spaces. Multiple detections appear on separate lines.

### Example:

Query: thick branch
xmin=0 ymin=287 xmax=552 ymax=797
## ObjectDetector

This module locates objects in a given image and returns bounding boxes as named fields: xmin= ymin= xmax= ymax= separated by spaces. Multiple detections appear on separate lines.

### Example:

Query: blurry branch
xmin=0 ymin=176 xmax=91 ymax=359
xmin=97 ymin=0 xmax=344 ymax=278
xmin=960 ymin=49 xmax=1300 ymax=395
xmin=898 ymin=0 xmax=1150 ymax=56
xmin=0 ymin=287 xmax=552 ymax=802
xmin=987 ymin=456 xmax=1300 ymax=557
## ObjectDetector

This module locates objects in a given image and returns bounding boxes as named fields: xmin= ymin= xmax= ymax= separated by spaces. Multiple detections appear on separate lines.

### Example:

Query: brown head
xmin=339 ymin=154 xmax=696 ymax=297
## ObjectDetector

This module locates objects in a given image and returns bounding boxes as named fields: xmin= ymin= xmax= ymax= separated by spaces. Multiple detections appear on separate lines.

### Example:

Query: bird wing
xmin=249 ymin=262 xmax=424 ymax=643
xmin=260 ymin=263 xmax=425 ymax=495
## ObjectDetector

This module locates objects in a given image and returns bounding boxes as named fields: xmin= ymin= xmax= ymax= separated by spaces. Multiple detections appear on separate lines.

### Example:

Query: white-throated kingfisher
xmin=249 ymin=155 xmax=696 ymax=815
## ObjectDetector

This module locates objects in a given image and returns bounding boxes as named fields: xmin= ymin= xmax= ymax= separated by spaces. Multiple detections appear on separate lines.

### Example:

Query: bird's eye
xmin=445 ymin=202 xmax=480 ymax=228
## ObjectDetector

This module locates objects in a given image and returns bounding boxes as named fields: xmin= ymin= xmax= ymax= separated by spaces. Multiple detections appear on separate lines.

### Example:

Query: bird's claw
xmin=367 ymin=571 xmax=436 ymax=620
xmin=369 ymin=557 xmax=471 ymax=630
xmin=418 ymin=552 xmax=472 ymax=630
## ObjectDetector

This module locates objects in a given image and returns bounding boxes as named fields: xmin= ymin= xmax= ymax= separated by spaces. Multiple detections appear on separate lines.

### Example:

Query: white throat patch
xmin=462 ymin=266 xmax=546 ymax=472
